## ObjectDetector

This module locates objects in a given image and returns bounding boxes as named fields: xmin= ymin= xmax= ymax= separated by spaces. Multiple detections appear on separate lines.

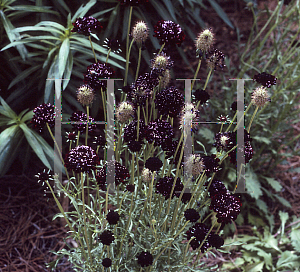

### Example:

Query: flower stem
xmin=158 ymin=42 xmax=165 ymax=54
xmin=124 ymin=6 xmax=133 ymax=86
xmin=247 ymin=105 xmax=259 ymax=133
xmin=105 ymin=48 xmax=111 ymax=63
xmin=203 ymin=68 xmax=212 ymax=90
xmin=85 ymin=106 xmax=89 ymax=146
xmin=191 ymin=58 xmax=202 ymax=90
xmin=135 ymin=47 xmax=142 ymax=81
xmin=89 ymin=36 xmax=97 ymax=63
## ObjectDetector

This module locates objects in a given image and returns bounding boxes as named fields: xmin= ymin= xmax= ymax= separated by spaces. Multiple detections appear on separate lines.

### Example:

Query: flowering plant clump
xmin=31 ymin=2 xmax=275 ymax=271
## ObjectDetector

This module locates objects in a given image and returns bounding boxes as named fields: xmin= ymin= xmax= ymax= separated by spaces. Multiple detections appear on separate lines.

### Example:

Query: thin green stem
xmin=191 ymin=58 xmax=202 ymax=90
xmin=124 ymin=6 xmax=133 ymax=86
xmin=135 ymin=47 xmax=142 ymax=81
xmin=89 ymin=36 xmax=97 ymax=63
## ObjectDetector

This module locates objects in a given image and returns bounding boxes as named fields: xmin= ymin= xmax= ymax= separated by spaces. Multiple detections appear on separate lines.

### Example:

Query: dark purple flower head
xmin=99 ymin=230 xmax=114 ymax=245
xmin=253 ymin=72 xmax=277 ymax=88
xmin=68 ymin=111 xmax=96 ymax=134
xmin=105 ymin=161 xmax=130 ymax=187
xmin=118 ymin=0 xmax=148 ymax=6
xmin=202 ymin=154 xmax=221 ymax=176
xmin=64 ymin=145 xmax=99 ymax=173
xmin=31 ymin=103 xmax=55 ymax=133
xmin=72 ymin=17 xmax=103 ymax=36
xmin=128 ymin=139 xmax=143 ymax=152
xmin=103 ymin=38 xmax=122 ymax=53
xmin=208 ymin=234 xmax=224 ymax=249
xmin=155 ymin=86 xmax=184 ymax=118
xmin=127 ymin=73 xmax=159 ymax=107
xmin=153 ymin=20 xmax=185 ymax=47
xmin=84 ymin=61 xmax=115 ymax=91
xmin=205 ymin=179 xmax=227 ymax=198
xmin=106 ymin=210 xmax=120 ymax=225
xmin=156 ymin=176 xmax=183 ymax=199
xmin=193 ymin=89 xmax=210 ymax=105
xmin=206 ymin=49 xmax=225 ymax=70
xmin=210 ymin=192 xmax=242 ymax=224
xmin=137 ymin=251 xmax=153 ymax=267
xmin=102 ymin=258 xmax=112 ymax=268
xmin=126 ymin=184 xmax=135 ymax=192
xmin=145 ymin=157 xmax=163 ymax=172
xmin=185 ymin=223 xmax=211 ymax=252
xmin=124 ymin=120 xmax=147 ymax=142
xmin=145 ymin=119 xmax=174 ymax=147
xmin=184 ymin=208 xmax=200 ymax=222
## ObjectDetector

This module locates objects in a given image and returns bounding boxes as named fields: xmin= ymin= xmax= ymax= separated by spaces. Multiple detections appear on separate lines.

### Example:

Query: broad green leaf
xmin=198 ymin=127 xmax=215 ymax=144
xmin=277 ymin=251 xmax=300 ymax=268
xmin=245 ymin=261 xmax=264 ymax=272
xmin=19 ymin=123 xmax=52 ymax=170
xmin=245 ymin=169 xmax=263 ymax=199
xmin=274 ymin=194 xmax=292 ymax=208
xmin=263 ymin=176 xmax=282 ymax=192
xmin=6 ymin=5 xmax=58 ymax=15
xmin=91 ymin=7 xmax=115 ymax=18
xmin=252 ymin=135 xmax=271 ymax=144
xmin=151 ymin=0 xmax=172 ymax=20
xmin=63 ymin=53 xmax=73 ymax=90
xmin=162 ymin=0 xmax=177 ymax=21
xmin=207 ymin=0 xmax=234 ymax=28
xmin=290 ymin=229 xmax=300 ymax=252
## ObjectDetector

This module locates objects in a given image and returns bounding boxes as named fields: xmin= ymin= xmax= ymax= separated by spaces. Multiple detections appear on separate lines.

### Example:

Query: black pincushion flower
xmin=145 ymin=157 xmax=163 ymax=172
xmin=64 ymin=145 xmax=99 ymax=173
xmin=68 ymin=111 xmax=96 ymax=133
xmin=127 ymin=73 xmax=158 ymax=107
xmin=124 ymin=120 xmax=147 ymax=142
xmin=181 ymin=192 xmax=192 ymax=204
xmin=128 ymin=140 xmax=143 ymax=152
xmin=206 ymin=49 xmax=225 ymax=70
xmin=137 ymin=251 xmax=153 ymax=267
xmin=119 ymin=0 xmax=148 ymax=6
xmin=84 ymin=61 xmax=115 ymax=91
xmin=210 ymin=192 xmax=242 ymax=224
xmin=253 ymin=72 xmax=277 ymax=88
xmin=193 ymin=89 xmax=210 ymax=105
xmin=96 ymin=168 xmax=106 ymax=190
xmin=205 ymin=179 xmax=227 ymax=198
xmin=202 ymin=154 xmax=221 ymax=176
xmin=72 ymin=17 xmax=103 ymax=36
xmin=31 ymin=103 xmax=55 ymax=133
xmin=184 ymin=208 xmax=200 ymax=222
xmin=153 ymin=20 xmax=185 ymax=47
xmin=99 ymin=230 xmax=114 ymax=245
xmin=145 ymin=119 xmax=174 ymax=147
xmin=208 ymin=234 xmax=224 ymax=249
xmin=126 ymin=184 xmax=135 ymax=192
xmin=102 ymin=258 xmax=112 ymax=268
xmin=185 ymin=223 xmax=211 ymax=252
xmin=155 ymin=176 xmax=183 ymax=200
xmin=106 ymin=210 xmax=120 ymax=225
xmin=154 ymin=86 xmax=184 ymax=118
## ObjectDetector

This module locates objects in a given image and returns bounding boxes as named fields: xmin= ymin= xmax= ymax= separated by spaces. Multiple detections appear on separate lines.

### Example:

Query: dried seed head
xmin=160 ymin=69 xmax=171 ymax=89
xmin=251 ymin=86 xmax=271 ymax=107
xmin=132 ymin=21 xmax=149 ymax=46
xmin=116 ymin=101 xmax=134 ymax=123
xmin=77 ymin=85 xmax=95 ymax=106
xmin=142 ymin=168 xmax=157 ymax=183
xmin=185 ymin=154 xmax=204 ymax=177
xmin=195 ymin=28 xmax=214 ymax=54
xmin=179 ymin=103 xmax=200 ymax=133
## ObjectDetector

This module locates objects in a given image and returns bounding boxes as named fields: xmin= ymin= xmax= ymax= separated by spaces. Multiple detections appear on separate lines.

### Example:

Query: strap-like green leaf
xmin=58 ymin=38 xmax=70 ymax=81
xmin=0 ymin=96 xmax=17 ymax=119
xmin=0 ymin=125 xmax=23 ymax=177
xmin=0 ymin=10 xmax=28 ymax=60
xmin=19 ymin=123 xmax=52 ymax=170
xmin=207 ymin=0 xmax=234 ymax=29
xmin=71 ymin=0 xmax=97 ymax=22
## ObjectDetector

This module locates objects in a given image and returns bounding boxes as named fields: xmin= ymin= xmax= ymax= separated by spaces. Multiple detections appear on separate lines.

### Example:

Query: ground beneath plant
xmin=1 ymin=1 xmax=300 ymax=271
